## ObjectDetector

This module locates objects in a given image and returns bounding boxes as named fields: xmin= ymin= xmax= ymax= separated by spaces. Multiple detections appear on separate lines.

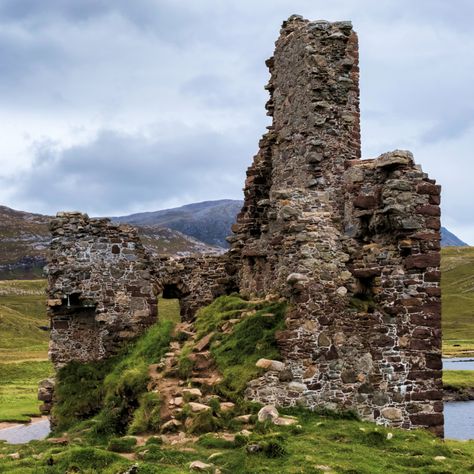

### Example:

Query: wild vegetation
xmin=2 ymin=244 xmax=474 ymax=471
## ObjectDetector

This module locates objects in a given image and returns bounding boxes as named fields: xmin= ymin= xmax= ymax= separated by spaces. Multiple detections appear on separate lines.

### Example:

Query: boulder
xmin=255 ymin=358 xmax=285 ymax=371
xmin=188 ymin=402 xmax=211 ymax=413
xmin=257 ymin=405 xmax=279 ymax=423
xmin=189 ymin=460 xmax=213 ymax=471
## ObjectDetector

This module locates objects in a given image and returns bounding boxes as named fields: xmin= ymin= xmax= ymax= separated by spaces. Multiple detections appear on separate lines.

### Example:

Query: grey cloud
xmin=12 ymin=127 xmax=255 ymax=216
xmin=0 ymin=0 xmax=473 ymax=242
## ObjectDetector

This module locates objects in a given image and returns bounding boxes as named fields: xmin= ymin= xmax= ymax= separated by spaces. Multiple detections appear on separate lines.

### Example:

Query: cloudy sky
xmin=0 ymin=0 xmax=473 ymax=243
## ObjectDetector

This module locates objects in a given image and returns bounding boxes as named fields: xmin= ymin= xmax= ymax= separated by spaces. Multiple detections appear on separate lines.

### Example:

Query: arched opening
xmin=158 ymin=283 xmax=185 ymax=324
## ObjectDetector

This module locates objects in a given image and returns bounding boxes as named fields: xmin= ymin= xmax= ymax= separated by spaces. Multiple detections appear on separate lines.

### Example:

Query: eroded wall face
xmin=47 ymin=213 xmax=157 ymax=366
xmin=154 ymin=255 xmax=237 ymax=321
xmin=231 ymin=16 xmax=442 ymax=435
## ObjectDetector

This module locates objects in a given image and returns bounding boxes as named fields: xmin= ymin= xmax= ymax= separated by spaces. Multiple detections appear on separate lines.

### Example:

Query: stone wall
xmin=46 ymin=213 xmax=237 ymax=366
xmin=154 ymin=255 xmax=237 ymax=321
xmin=45 ymin=15 xmax=443 ymax=436
xmin=230 ymin=16 xmax=442 ymax=436
xmin=46 ymin=212 xmax=157 ymax=366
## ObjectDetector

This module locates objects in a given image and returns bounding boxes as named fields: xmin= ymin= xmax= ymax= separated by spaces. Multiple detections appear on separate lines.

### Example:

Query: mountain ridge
xmin=0 ymin=201 xmax=468 ymax=279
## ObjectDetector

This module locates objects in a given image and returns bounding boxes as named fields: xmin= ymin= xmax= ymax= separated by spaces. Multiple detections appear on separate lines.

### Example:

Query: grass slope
xmin=441 ymin=247 xmax=474 ymax=356
xmin=0 ymin=280 xmax=53 ymax=422
xmin=0 ymin=280 xmax=49 ymax=361
xmin=0 ymin=361 xmax=53 ymax=422
xmin=3 ymin=295 xmax=474 ymax=471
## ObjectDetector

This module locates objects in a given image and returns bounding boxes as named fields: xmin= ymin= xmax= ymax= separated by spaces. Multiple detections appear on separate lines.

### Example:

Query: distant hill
xmin=114 ymin=199 xmax=243 ymax=248
xmin=441 ymin=227 xmax=468 ymax=247
xmin=0 ymin=205 xmax=222 ymax=279
xmin=0 ymin=201 xmax=469 ymax=279
xmin=0 ymin=206 xmax=50 ymax=279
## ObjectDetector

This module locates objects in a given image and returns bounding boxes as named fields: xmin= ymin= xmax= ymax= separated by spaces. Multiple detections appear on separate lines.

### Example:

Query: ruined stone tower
xmin=46 ymin=16 xmax=442 ymax=435
xmin=230 ymin=16 xmax=442 ymax=435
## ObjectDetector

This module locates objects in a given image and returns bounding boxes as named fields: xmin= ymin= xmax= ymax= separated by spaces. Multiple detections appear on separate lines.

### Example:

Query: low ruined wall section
xmin=46 ymin=212 xmax=157 ymax=366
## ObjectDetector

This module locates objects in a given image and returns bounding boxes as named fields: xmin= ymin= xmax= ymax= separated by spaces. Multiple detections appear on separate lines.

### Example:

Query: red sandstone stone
xmin=405 ymin=253 xmax=440 ymax=269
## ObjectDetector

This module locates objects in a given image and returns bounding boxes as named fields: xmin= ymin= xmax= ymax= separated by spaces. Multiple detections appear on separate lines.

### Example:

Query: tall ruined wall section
xmin=47 ymin=212 xmax=157 ymax=367
xmin=231 ymin=16 xmax=442 ymax=435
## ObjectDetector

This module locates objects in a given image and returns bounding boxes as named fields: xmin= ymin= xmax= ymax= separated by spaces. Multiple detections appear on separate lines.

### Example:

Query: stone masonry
xmin=46 ymin=16 xmax=442 ymax=435
xmin=154 ymin=255 xmax=237 ymax=321
xmin=229 ymin=16 xmax=442 ymax=436
xmin=46 ymin=212 xmax=157 ymax=366
xmin=47 ymin=214 xmax=236 ymax=366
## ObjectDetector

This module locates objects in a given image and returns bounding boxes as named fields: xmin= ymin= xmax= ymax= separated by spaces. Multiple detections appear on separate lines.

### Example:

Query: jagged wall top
xmin=46 ymin=212 xmax=157 ymax=366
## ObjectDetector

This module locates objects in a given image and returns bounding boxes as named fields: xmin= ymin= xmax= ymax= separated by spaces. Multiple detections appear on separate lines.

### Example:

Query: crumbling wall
xmin=45 ymin=14 xmax=443 ymax=436
xmin=154 ymin=255 xmax=237 ymax=321
xmin=46 ymin=213 xmax=237 ymax=366
xmin=231 ymin=16 xmax=442 ymax=435
xmin=46 ymin=212 xmax=157 ymax=366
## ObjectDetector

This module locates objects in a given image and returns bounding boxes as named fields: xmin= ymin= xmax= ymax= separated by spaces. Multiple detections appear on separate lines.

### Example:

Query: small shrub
xmin=362 ymin=430 xmax=386 ymax=447
xmin=145 ymin=436 xmax=163 ymax=446
xmin=107 ymin=436 xmax=137 ymax=453
xmin=234 ymin=434 xmax=248 ymax=447
xmin=129 ymin=392 xmax=161 ymax=434
xmin=262 ymin=439 xmax=288 ymax=458
xmin=209 ymin=397 xmax=221 ymax=415
xmin=198 ymin=434 xmax=235 ymax=449
xmin=187 ymin=411 xmax=223 ymax=435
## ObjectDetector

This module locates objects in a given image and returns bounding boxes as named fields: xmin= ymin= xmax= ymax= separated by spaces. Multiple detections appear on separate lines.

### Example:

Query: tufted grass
xmin=3 ymin=409 xmax=474 ymax=473
xmin=53 ymin=319 xmax=174 ymax=435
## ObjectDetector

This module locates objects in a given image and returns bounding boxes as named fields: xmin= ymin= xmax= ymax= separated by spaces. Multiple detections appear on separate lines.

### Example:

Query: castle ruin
xmin=46 ymin=16 xmax=443 ymax=435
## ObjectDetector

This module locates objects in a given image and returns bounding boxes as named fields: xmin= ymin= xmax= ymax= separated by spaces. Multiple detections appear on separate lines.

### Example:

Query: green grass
xmin=158 ymin=296 xmax=181 ymax=324
xmin=177 ymin=295 xmax=287 ymax=402
xmin=442 ymin=247 xmax=474 ymax=356
xmin=0 ymin=279 xmax=49 ymax=361
xmin=52 ymin=319 xmax=174 ymax=434
xmin=0 ymin=361 xmax=53 ymax=422
xmin=3 ymin=410 xmax=474 ymax=473
xmin=443 ymin=370 xmax=474 ymax=390
xmin=208 ymin=297 xmax=287 ymax=401
xmin=0 ymin=280 xmax=51 ymax=422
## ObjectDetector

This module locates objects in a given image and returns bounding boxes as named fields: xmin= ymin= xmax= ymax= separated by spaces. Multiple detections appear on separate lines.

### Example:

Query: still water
xmin=445 ymin=401 xmax=474 ymax=440
xmin=0 ymin=419 xmax=50 ymax=444
xmin=443 ymin=358 xmax=474 ymax=371
xmin=443 ymin=357 xmax=474 ymax=440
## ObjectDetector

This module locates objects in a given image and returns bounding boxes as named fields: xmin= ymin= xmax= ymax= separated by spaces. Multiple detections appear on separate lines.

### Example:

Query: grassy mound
xmin=52 ymin=319 xmax=174 ymax=434
xmin=184 ymin=294 xmax=287 ymax=401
